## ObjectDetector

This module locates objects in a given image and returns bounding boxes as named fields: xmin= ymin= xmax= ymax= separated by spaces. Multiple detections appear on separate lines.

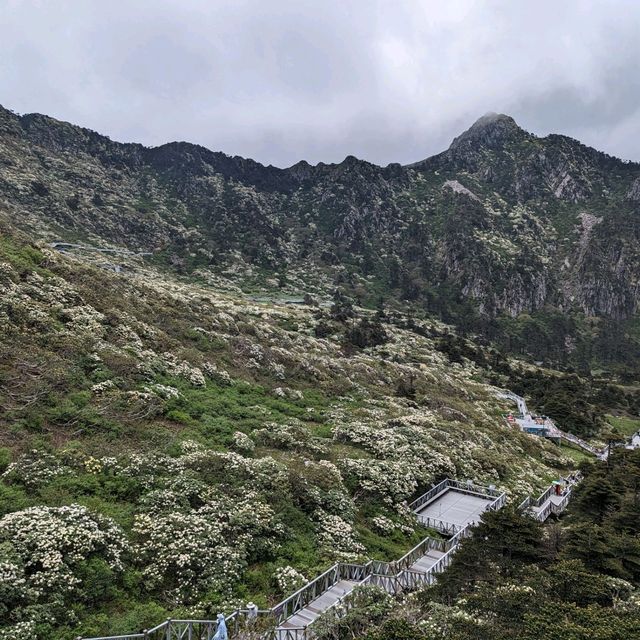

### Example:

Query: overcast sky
xmin=1 ymin=1 xmax=639 ymax=167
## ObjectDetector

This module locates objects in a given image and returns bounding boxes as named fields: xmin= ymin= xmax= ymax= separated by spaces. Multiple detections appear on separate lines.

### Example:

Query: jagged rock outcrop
xmin=1 ymin=103 xmax=639 ymax=329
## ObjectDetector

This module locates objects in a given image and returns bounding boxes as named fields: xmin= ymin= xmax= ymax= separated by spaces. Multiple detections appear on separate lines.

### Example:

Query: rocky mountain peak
xmin=449 ymin=112 xmax=530 ymax=152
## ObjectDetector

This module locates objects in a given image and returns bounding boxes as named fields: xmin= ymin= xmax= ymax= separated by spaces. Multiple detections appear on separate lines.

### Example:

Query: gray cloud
xmin=1 ymin=0 xmax=640 ymax=166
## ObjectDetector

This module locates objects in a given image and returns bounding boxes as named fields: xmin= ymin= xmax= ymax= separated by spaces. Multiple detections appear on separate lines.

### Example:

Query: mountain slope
xmin=0 ymin=213 xmax=584 ymax=639
xmin=1 ymin=105 xmax=640 ymax=372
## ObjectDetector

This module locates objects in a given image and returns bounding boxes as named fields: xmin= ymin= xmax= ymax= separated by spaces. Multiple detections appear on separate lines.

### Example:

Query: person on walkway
xmin=246 ymin=602 xmax=258 ymax=621
xmin=212 ymin=613 xmax=227 ymax=640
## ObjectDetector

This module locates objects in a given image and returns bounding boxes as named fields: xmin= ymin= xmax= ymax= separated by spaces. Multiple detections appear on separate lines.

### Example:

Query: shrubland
xmin=0 ymin=219 xmax=587 ymax=639
xmin=313 ymin=449 xmax=640 ymax=640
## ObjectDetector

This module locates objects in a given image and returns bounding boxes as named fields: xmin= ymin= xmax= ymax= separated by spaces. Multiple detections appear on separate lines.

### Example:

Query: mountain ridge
xmin=1 ymin=102 xmax=639 ymax=372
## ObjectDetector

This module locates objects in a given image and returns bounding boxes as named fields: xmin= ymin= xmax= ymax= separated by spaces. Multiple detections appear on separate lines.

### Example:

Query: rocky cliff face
xmin=1 ymin=103 xmax=639 ymax=336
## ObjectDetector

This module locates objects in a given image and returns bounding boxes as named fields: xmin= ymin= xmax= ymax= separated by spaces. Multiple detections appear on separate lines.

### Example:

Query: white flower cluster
xmin=0 ymin=621 xmax=36 ymax=640
xmin=0 ymin=504 xmax=128 ymax=622
xmin=133 ymin=490 xmax=279 ymax=602
xmin=83 ymin=456 xmax=103 ymax=474
xmin=371 ymin=515 xmax=396 ymax=534
xmin=59 ymin=304 xmax=107 ymax=337
xmin=273 ymin=387 xmax=303 ymax=400
xmin=163 ymin=352 xmax=207 ymax=386
xmin=259 ymin=421 xmax=329 ymax=456
xmin=179 ymin=449 xmax=290 ymax=493
xmin=2 ymin=450 xmax=70 ymax=488
xmin=91 ymin=379 xmax=116 ymax=394
xmin=202 ymin=362 xmax=234 ymax=385
xmin=145 ymin=383 xmax=181 ymax=399
xmin=231 ymin=431 xmax=255 ymax=455
xmin=274 ymin=565 xmax=308 ymax=594
xmin=340 ymin=458 xmax=419 ymax=505
xmin=315 ymin=510 xmax=365 ymax=561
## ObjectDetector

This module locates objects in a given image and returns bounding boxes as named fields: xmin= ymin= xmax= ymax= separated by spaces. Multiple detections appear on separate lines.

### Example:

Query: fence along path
xmin=499 ymin=391 xmax=605 ymax=458
xmin=81 ymin=476 xmax=576 ymax=640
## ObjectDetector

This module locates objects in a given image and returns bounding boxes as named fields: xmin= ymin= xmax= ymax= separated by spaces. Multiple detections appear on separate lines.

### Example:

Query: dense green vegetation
xmin=314 ymin=449 xmax=640 ymax=639
xmin=2 ymin=106 xmax=640 ymax=640
xmin=3 ymin=223 xmax=589 ymax=640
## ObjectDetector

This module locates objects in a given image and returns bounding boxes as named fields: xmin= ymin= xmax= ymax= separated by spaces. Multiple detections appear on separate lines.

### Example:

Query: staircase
xmin=500 ymin=391 xmax=605 ymax=458
xmin=81 ymin=474 xmax=578 ymax=640
xmin=276 ymin=579 xmax=358 ymax=632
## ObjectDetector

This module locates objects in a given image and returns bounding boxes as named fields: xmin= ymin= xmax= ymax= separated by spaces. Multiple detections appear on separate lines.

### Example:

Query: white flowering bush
xmin=145 ymin=383 xmax=181 ymax=399
xmin=91 ymin=379 xmax=116 ymax=394
xmin=340 ymin=458 xmax=419 ymax=505
xmin=0 ymin=621 xmax=37 ymax=640
xmin=203 ymin=362 xmax=234 ymax=385
xmin=133 ymin=509 xmax=243 ymax=602
xmin=133 ymin=490 xmax=280 ymax=602
xmin=418 ymin=602 xmax=486 ymax=639
xmin=274 ymin=565 xmax=308 ymax=594
xmin=254 ymin=422 xmax=328 ymax=456
xmin=315 ymin=510 xmax=365 ymax=561
xmin=0 ymin=505 xmax=128 ymax=631
xmin=371 ymin=515 xmax=396 ymax=534
xmin=162 ymin=352 xmax=207 ymax=386
xmin=231 ymin=431 xmax=255 ymax=455
xmin=2 ymin=450 xmax=71 ymax=489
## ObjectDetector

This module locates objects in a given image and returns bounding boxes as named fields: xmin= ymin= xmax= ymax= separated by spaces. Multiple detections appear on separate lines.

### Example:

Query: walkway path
xmin=500 ymin=390 xmax=605 ymax=459
xmin=82 ymin=392 xmax=583 ymax=640
xmin=415 ymin=488 xmax=494 ymax=530
xmin=277 ymin=579 xmax=359 ymax=630
xmin=49 ymin=241 xmax=152 ymax=257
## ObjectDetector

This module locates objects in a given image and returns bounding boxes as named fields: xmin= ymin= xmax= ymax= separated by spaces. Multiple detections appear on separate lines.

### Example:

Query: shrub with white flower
xmin=145 ymin=383 xmax=181 ymax=399
xmin=0 ymin=505 xmax=128 ymax=632
xmin=231 ymin=431 xmax=255 ymax=455
xmin=2 ymin=450 xmax=71 ymax=489
xmin=371 ymin=515 xmax=396 ymax=534
xmin=315 ymin=510 xmax=365 ymax=561
xmin=340 ymin=458 xmax=419 ymax=505
xmin=274 ymin=565 xmax=308 ymax=594
xmin=0 ymin=621 xmax=37 ymax=640
xmin=133 ymin=510 xmax=243 ymax=602
xmin=203 ymin=362 xmax=234 ymax=385
xmin=91 ymin=379 xmax=116 ymax=394
xmin=133 ymin=491 xmax=280 ymax=603
xmin=162 ymin=352 xmax=206 ymax=386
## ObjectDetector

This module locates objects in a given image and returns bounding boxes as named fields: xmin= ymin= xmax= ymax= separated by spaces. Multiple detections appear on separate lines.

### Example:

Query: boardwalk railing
xmin=407 ymin=478 xmax=450 ymax=511
xmin=531 ymin=484 xmax=555 ymax=508
xmin=79 ymin=478 xmax=507 ymax=640
xmin=80 ymin=618 xmax=243 ymax=640
xmin=519 ymin=473 xmax=581 ymax=522
xmin=415 ymin=515 xmax=462 ymax=535
xmin=409 ymin=478 xmax=502 ymax=512
xmin=272 ymin=563 xmax=343 ymax=624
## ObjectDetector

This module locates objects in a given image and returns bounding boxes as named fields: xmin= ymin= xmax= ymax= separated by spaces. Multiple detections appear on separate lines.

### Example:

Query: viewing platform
xmin=81 ymin=472 xmax=576 ymax=640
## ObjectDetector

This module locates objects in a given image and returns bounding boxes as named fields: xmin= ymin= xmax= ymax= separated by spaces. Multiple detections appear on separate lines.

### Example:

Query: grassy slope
xmin=0 ymin=219 xmax=590 ymax=638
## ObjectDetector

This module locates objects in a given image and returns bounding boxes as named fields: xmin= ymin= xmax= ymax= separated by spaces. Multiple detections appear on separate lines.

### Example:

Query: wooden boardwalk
xmin=83 ymin=473 xmax=577 ymax=640
xmin=277 ymin=579 xmax=359 ymax=630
